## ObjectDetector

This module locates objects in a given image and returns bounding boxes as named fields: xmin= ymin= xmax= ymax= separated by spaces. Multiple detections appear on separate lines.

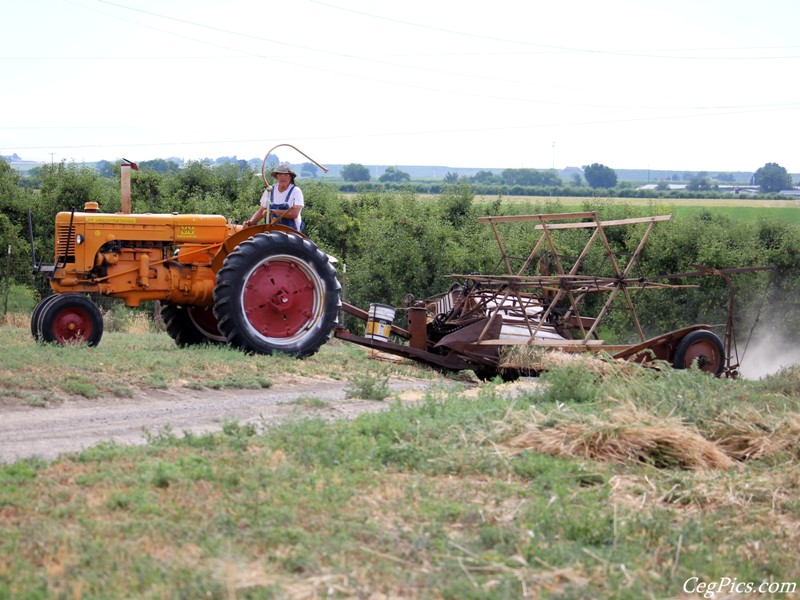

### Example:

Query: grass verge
xmin=1 ymin=350 xmax=799 ymax=598
xmin=0 ymin=321 xmax=435 ymax=402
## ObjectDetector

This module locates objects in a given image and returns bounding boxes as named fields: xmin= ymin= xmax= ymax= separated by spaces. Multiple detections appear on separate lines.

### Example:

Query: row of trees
xmin=340 ymin=164 xmax=411 ymax=183
xmin=341 ymin=163 xmax=589 ymax=187
xmin=2 ymin=157 xmax=799 ymax=345
xmin=670 ymin=163 xmax=795 ymax=193
xmin=13 ymin=155 xmax=793 ymax=193
xmin=340 ymin=161 xmax=795 ymax=192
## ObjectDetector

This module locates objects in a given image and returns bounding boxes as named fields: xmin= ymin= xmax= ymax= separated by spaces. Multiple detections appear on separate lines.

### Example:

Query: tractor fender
xmin=211 ymin=223 xmax=302 ymax=273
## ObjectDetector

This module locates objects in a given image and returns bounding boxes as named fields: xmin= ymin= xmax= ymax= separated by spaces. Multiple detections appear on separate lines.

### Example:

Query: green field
xmin=469 ymin=195 xmax=800 ymax=224
xmin=662 ymin=204 xmax=800 ymax=225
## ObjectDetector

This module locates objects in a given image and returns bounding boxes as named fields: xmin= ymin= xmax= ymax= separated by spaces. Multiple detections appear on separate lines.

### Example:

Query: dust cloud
xmin=737 ymin=332 xmax=800 ymax=380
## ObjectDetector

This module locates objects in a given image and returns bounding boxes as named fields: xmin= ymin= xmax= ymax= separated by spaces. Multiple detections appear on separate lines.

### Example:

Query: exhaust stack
xmin=120 ymin=158 xmax=139 ymax=214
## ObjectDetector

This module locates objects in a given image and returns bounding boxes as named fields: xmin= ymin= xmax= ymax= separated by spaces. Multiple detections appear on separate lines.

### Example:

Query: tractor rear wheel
xmin=213 ymin=231 xmax=341 ymax=357
xmin=672 ymin=330 xmax=725 ymax=375
xmin=161 ymin=303 xmax=225 ymax=346
xmin=38 ymin=294 xmax=104 ymax=346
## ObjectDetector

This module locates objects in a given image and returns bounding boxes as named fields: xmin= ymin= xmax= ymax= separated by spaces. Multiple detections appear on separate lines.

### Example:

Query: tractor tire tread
xmin=213 ymin=231 xmax=340 ymax=358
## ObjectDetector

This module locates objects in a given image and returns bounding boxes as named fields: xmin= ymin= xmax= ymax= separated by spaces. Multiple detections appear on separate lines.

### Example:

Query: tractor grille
xmin=55 ymin=225 xmax=76 ymax=262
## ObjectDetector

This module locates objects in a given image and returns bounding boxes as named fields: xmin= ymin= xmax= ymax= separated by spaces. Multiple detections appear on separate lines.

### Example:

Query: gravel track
xmin=0 ymin=377 xmax=438 ymax=464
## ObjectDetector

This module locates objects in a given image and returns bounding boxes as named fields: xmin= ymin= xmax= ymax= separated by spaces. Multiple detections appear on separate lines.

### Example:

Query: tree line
xmin=339 ymin=161 xmax=796 ymax=193
xmin=1 ymin=157 xmax=798 ymax=347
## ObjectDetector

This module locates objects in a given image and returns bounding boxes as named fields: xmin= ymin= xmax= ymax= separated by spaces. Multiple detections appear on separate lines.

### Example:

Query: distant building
xmin=637 ymin=184 xmax=687 ymax=191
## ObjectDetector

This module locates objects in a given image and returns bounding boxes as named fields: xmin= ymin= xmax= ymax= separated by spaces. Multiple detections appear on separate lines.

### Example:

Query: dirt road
xmin=0 ymin=376 xmax=441 ymax=464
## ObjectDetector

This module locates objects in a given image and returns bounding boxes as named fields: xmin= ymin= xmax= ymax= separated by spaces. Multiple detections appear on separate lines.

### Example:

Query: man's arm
xmin=272 ymin=204 xmax=302 ymax=220
xmin=243 ymin=206 xmax=267 ymax=227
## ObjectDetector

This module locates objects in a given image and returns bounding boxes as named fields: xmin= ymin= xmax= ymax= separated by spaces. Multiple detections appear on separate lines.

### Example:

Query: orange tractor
xmin=30 ymin=148 xmax=771 ymax=379
xmin=30 ymin=148 xmax=341 ymax=357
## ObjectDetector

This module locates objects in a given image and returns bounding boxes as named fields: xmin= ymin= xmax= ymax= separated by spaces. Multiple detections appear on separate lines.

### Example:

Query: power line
xmin=306 ymin=0 xmax=800 ymax=60
xmin=40 ymin=0 xmax=795 ymax=120
xmin=56 ymin=0 xmax=800 ymax=112
xmin=54 ymin=1 xmax=665 ymax=110
xmin=9 ymin=101 xmax=800 ymax=153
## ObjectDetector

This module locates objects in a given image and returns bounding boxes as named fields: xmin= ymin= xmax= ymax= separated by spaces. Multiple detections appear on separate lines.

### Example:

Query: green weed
xmin=345 ymin=372 xmax=392 ymax=401
xmin=286 ymin=396 xmax=329 ymax=409
xmin=61 ymin=378 xmax=99 ymax=398
xmin=21 ymin=391 xmax=57 ymax=407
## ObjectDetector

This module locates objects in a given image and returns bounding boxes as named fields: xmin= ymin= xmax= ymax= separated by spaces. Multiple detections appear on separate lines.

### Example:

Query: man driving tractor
xmin=243 ymin=162 xmax=304 ymax=231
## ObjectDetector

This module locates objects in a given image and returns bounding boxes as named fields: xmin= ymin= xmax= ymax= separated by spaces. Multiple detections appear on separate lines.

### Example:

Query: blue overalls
xmin=270 ymin=184 xmax=302 ymax=231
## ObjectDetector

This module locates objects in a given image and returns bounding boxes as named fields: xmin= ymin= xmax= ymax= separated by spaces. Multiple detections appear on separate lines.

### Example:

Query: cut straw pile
xmin=498 ymin=350 xmax=800 ymax=470
xmin=504 ymin=409 xmax=735 ymax=470
xmin=708 ymin=413 xmax=800 ymax=462
xmin=504 ymin=406 xmax=800 ymax=470
xmin=499 ymin=346 xmax=639 ymax=376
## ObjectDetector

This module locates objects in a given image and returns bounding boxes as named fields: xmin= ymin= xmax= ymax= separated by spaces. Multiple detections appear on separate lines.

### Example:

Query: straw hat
xmin=270 ymin=162 xmax=297 ymax=180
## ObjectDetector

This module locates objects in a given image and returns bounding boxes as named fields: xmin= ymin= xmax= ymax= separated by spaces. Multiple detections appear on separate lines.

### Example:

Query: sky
xmin=2 ymin=0 xmax=800 ymax=173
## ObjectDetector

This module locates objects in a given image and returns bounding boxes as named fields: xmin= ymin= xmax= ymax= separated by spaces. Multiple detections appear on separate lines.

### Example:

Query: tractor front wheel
xmin=213 ymin=231 xmax=341 ymax=357
xmin=38 ymin=294 xmax=104 ymax=347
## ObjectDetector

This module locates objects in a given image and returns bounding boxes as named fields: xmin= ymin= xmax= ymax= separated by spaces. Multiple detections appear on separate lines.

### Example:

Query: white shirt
xmin=259 ymin=184 xmax=304 ymax=230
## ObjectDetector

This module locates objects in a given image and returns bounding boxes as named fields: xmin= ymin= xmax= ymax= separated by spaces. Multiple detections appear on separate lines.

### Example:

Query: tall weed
xmin=538 ymin=364 xmax=602 ymax=404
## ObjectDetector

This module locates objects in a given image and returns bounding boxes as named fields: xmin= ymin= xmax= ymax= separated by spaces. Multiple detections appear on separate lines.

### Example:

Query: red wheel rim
xmin=188 ymin=306 xmax=224 ymax=340
xmin=683 ymin=340 xmax=721 ymax=373
xmin=242 ymin=257 xmax=319 ymax=338
xmin=52 ymin=307 xmax=94 ymax=343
